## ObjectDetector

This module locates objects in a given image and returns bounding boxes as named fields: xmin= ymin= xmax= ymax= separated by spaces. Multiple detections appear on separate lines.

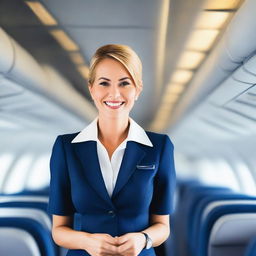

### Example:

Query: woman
xmin=48 ymin=44 xmax=176 ymax=256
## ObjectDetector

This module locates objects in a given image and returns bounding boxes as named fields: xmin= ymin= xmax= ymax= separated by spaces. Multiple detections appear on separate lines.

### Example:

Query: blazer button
xmin=108 ymin=210 xmax=115 ymax=217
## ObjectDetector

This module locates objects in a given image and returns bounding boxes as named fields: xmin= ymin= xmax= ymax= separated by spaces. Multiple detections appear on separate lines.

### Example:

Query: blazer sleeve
xmin=150 ymin=134 xmax=176 ymax=215
xmin=47 ymin=135 xmax=76 ymax=216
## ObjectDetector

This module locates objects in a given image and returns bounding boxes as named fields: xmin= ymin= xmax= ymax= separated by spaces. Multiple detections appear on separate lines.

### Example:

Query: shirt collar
xmin=71 ymin=116 xmax=153 ymax=148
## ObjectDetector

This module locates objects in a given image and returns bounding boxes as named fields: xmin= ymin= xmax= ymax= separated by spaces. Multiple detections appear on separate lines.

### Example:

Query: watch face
xmin=146 ymin=237 xmax=153 ymax=249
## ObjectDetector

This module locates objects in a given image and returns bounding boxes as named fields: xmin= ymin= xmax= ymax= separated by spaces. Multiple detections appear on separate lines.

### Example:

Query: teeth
xmin=105 ymin=101 xmax=123 ymax=107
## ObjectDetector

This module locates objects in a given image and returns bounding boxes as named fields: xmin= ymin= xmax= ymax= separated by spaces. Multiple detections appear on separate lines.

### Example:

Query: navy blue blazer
xmin=48 ymin=131 xmax=176 ymax=256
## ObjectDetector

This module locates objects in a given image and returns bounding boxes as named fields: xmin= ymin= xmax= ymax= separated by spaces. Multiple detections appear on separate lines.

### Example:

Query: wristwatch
xmin=142 ymin=232 xmax=153 ymax=249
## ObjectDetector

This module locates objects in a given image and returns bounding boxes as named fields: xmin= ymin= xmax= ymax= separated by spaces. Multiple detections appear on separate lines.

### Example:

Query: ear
xmin=88 ymin=84 xmax=93 ymax=98
xmin=135 ymin=86 xmax=142 ymax=100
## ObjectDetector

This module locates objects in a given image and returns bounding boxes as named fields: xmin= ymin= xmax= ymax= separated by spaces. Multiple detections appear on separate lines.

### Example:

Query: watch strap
xmin=141 ymin=232 xmax=150 ymax=249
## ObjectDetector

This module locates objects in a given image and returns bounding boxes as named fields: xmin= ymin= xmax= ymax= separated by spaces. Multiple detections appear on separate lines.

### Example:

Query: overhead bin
xmin=224 ymin=0 xmax=256 ymax=63
xmin=224 ymin=98 xmax=256 ymax=121
xmin=197 ymin=102 xmax=255 ymax=135
xmin=233 ymin=67 xmax=256 ymax=84
xmin=206 ymin=53 xmax=256 ymax=106
xmin=0 ymin=78 xmax=24 ymax=97
xmin=207 ymin=78 xmax=252 ymax=106
xmin=174 ymin=53 xmax=256 ymax=144
xmin=233 ymin=87 xmax=256 ymax=107
xmin=0 ymin=28 xmax=48 ymax=92
xmin=0 ymin=28 xmax=14 ymax=74
xmin=42 ymin=65 xmax=97 ymax=121
xmin=172 ymin=0 xmax=256 ymax=121
xmin=244 ymin=55 xmax=256 ymax=75
xmin=0 ymin=27 xmax=96 ymax=121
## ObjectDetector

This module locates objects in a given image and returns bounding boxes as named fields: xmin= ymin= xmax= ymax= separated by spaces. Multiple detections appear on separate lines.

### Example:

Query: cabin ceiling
xmin=0 ymin=0 xmax=205 ymax=128
xmin=2 ymin=0 xmax=253 ymax=160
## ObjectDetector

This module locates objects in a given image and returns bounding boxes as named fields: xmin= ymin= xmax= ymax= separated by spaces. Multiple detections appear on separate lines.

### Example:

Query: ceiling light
xmin=204 ymin=0 xmax=241 ymax=10
xmin=177 ymin=51 xmax=205 ymax=69
xmin=186 ymin=29 xmax=219 ymax=51
xmin=171 ymin=70 xmax=193 ymax=84
xmin=69 ymin=52 xmax=84 ymax=65
xmin=163 ymin=94 xmax=179 ymax=104
xmin=25 ymin=1 xmax=57 ymax=26
xmin=152 ymin=117 xmax=167 ymax=128
xmin=167 ymin=83 xmax=186 ymax=94
xmin=195 ymin=11 xmax=230 ymax=29
xmin=159 ymin=106 xmax=172 ymax=114
xmin=155 ymin=0 xmax=171 ymax=96
xmin=50 ymin=29 xmax=79 ymax=51
xmin=77 ymin=65 xmax=89 ymax=79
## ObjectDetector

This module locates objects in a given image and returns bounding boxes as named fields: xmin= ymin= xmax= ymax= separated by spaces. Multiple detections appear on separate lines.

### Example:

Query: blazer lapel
xmin=112 ymin=141 xmax=146 ymax=198
xmin=73 ymin=141 xmax=113 ymax=207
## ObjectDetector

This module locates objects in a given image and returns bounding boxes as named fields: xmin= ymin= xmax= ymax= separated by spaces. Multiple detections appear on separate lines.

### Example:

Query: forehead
xmin=95 ymin=58 xmax=131 ymax=78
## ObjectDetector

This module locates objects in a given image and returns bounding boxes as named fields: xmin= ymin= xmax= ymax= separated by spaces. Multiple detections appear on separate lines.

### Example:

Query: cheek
xmin=125 ymin=89 xmax=136 ymax=100
xmin=93 ymin=89 xmax=105 ymax=100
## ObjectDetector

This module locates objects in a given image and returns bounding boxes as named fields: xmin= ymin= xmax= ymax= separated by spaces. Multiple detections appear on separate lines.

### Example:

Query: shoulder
xmin=145 ymin=131 xmax=174 ymax=148
xmin=55 ymin=131 xmax=80 ymax=145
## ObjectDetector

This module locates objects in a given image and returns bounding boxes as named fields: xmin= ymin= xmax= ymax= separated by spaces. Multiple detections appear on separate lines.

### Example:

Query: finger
xmin=114 ymin=236 xmax=120 ymax=246
xmin=105 ymin=235 xmax=119 ymax=245
xmin=106 ymin=239 xmax=118 ymax=245
xmin=103 ymin=244 xmax=119 ymax=255
xmin=117 ymin=235 xmax=129 ymax=244
xmin=117 ymin=242 xmax=131 ymax=255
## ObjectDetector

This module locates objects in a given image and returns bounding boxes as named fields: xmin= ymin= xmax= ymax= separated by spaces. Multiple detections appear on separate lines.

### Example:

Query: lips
xmin=104 ymin=101 xmax=125 ymax=109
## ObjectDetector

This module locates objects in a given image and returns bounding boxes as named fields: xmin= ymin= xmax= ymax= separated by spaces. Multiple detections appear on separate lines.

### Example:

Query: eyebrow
xmin=98 ymin=77 xmax=131 ymax=81
xmin=98 ymin=77 xmax=110 ymax=81
xmin=119 ymin=77 xmax=131 ymax=81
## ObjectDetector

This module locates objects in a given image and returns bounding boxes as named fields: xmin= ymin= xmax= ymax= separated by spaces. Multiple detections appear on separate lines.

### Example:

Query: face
xmin=89 ymin=58 xmax=142 ymax=119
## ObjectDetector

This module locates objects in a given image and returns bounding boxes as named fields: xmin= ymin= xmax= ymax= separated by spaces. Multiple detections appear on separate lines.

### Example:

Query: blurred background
xmin=1 ymin=0 xmax=256 ymax=256
xmin=1 ymin=0 xmax=255 ymax=195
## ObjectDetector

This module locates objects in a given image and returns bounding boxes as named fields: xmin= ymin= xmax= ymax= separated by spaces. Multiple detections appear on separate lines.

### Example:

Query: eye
xmin=119 ymin=81 xmax=130 ymax=87
xmin=99 ymin=81 xmax=109 ymax=86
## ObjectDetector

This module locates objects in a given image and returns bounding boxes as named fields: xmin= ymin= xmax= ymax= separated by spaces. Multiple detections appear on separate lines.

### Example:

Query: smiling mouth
xmin=104 ymin=101 xmax=124 ymax=107
xmin=104 ymin=101 xmax=125 ymax=108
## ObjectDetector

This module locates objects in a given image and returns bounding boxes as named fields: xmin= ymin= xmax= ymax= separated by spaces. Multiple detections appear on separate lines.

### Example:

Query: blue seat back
xmin=197 ymin=203 xmax=256 ymax=256
xmin=0 ymin=217 xmax=57 ymax=256
xmin=245 ymin=237 xmax=256 ymax=256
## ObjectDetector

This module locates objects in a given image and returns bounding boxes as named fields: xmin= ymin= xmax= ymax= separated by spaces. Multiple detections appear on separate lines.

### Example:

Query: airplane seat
xmin=244 ymin=237 xmax=256 ymax=256
xmin=0 ymin=197 xmax=68 ymax=256
xmin=208 ymin=213 xmax=256 ymax=256
xmin=174 ymin=183 xmax=231 ymax=256
xmin=156 ymin=179 xmax=190 ymax=256
xmin=0 ymin=216 xmax=57 ymax=256
xmin=176 ymin=179 xmax=202 ymax=201
xmin=189 ymin=194 xmax=256 ymax=255
xmin=171 ymin=179 xmax=202 ymax=255
xmin=0 ymin=195 xmax=50 ymax=216
xmin=16 ymin=187 xmax=50 ymax=196
xmin=180 ymin=185 xmax=232 ymax=255
xmin=196 ymin=202 xmax=256 ymax=256
xmin=0 ymin=227 xmax=41 ymax=256
xmin=0 ymin=207 xmax=51 ymax=230
xmin=183 ymin=186 xmax=233 ymax=256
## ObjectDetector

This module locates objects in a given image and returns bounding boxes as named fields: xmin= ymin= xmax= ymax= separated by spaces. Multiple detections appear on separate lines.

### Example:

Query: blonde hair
xmin=88 ymin=44 xmax=143 ymax=89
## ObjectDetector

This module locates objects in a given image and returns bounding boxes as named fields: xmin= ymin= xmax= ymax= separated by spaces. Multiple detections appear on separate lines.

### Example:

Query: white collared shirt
xmin=71 ymin=116 xmax=153 ymax=197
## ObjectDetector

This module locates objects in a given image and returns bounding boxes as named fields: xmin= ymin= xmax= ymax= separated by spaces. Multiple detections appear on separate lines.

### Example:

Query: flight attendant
xmin=48 ymin=44 xmax=176 ymax=256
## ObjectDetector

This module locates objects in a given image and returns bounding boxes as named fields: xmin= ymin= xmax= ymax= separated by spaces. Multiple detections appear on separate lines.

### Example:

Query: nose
xmin=108 ymin=84 xmax=121 ymax=98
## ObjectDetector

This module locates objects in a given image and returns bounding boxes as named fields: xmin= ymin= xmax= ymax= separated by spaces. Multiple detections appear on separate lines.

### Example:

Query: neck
xmin=97 ymin=115 xmax=130 ymax=145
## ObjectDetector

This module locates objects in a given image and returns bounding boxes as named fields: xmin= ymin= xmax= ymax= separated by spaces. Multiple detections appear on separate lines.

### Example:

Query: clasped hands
xmin=85 ymin=232 xmax=146 ymax=256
